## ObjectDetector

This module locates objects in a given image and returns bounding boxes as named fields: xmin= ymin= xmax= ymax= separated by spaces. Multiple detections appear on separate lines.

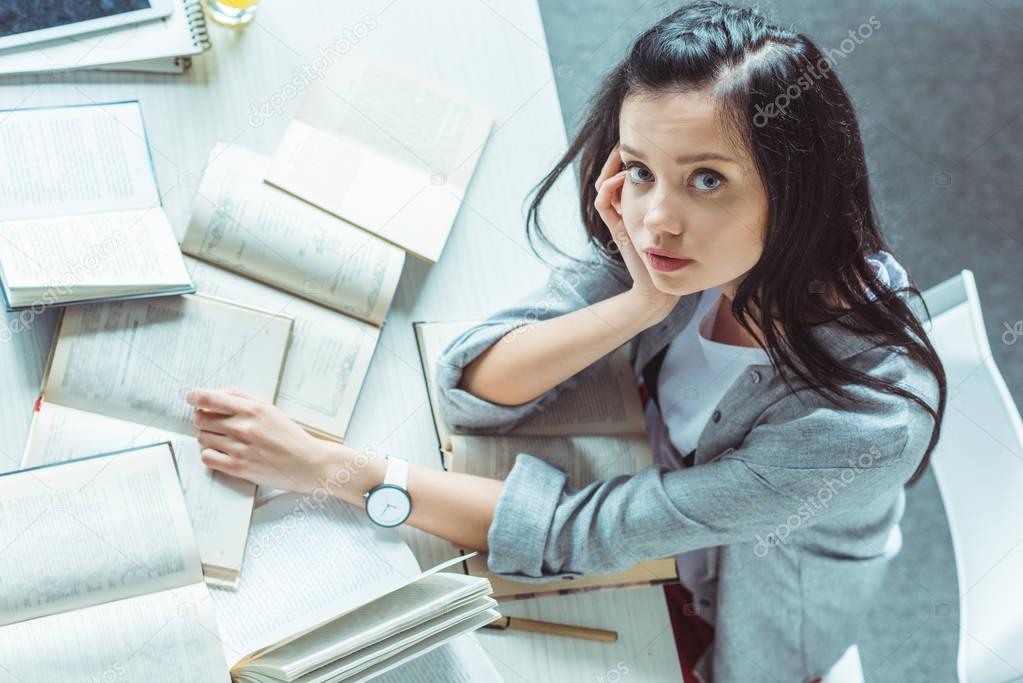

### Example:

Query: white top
xmin=654 ymin=286 xmax=770 ymax=624
xmin=659 ymin=286 xmax=771 ymax=457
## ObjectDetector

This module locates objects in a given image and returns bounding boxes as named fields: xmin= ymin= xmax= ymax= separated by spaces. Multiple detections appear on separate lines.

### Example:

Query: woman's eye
xmin=625 ymin=164 xmax=653 ymax=184
xmin=692 ymin=170 xmax=724 ymax=193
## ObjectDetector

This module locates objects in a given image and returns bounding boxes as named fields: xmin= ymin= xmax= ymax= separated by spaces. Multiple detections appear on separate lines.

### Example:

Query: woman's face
xmin=617 ymin=90 xmax=769 ymax=298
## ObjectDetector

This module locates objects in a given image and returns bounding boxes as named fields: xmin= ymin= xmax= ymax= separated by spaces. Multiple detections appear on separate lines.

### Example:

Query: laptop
xmin=0 ymin=0 xmax=173 ymax=51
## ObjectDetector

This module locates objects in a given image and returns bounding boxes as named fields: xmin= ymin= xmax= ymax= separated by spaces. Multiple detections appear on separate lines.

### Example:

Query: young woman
xmin=187 ymin=2 xmax=946 ymax=680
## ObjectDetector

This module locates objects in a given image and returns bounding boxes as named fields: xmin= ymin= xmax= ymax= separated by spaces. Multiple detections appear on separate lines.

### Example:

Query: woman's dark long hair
xmin=526 ymin=1 xmax=945 ymax=485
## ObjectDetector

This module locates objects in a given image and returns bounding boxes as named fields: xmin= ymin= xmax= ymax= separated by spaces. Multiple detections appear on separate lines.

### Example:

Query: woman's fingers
xmin=186 ymin=388 xmax=249 ymax=416
xmin=592 ymin=143 xmax=637 ymax=267
xmin=200 ymin=447 xmax=242 ymax=476
xmin=185 ymin=386 xmax=328 ymax=493
xmin=594 ymin=170 xmax=627 ymax=232
xmin=598 ymin=169 xmax=627 ymax=202
xmin=221 ymin=387 xmax=258 ymax=401
xmin=196 ymin=429 xmax=239 ymax=456
xmin=594 ymin=142 xmax=623 ymax=189
xmin=615 ymin=224 xmax=646 ymax=275
xmin=192 ymin=408 xmax=232 ymax=434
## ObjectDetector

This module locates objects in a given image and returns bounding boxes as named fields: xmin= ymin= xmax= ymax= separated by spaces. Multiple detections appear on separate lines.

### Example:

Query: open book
xmin=0 ymin=101 xmax=193 ymax=310
xmin=265 ymin=51 xmax=493 ymax=263
xmin=0 ymin=306 xmax=57 ymax=475
xmin=0 ymin=443 xmax=230 ymax=681
xmin=208 ymin=491 xmax=500 ymax=682
xmin=414 ymin=320 xmax=678 ymax=600
xmin=21 ymin=293 xmax=294 ymax=588
xmin=182 ymin=143 xmax=405 ymax=442
xmin=368 ymin=635 xmax=503 ymax=683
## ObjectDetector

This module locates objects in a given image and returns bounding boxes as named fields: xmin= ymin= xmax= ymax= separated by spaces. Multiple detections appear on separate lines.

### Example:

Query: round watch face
xmin=365 ymin=484 xmax=411 ymax=527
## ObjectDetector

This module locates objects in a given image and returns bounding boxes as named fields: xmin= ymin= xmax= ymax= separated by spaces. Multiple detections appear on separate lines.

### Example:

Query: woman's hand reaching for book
xmin=594 ymin=143 xmax=681 ymax=328
xmin=187 ymin=387 xmax=370 ymax=495
xmin=187 ymin=387 xmax=504 ymax=553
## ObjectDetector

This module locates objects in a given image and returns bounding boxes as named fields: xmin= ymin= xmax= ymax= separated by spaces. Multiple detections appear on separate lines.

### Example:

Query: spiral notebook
xmin=0 ymin=0 xmax=211 ymax=75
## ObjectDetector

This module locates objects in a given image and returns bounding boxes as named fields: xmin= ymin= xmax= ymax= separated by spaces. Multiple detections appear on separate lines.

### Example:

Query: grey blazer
xmin=435 ymin=246 xmax=940 ymax=683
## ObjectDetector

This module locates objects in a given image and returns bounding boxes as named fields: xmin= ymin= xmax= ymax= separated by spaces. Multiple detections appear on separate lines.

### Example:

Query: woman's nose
xmin=643 ymin=193 xmax=685 ymax=236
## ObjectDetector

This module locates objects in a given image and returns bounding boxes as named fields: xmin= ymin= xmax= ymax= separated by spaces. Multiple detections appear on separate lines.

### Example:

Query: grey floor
xmin=536 ymin=1 xmax=1023 ymax=680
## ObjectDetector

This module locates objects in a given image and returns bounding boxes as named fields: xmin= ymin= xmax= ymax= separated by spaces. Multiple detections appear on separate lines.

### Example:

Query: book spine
xmin=185 ymin=0 xmax=212 ymax=52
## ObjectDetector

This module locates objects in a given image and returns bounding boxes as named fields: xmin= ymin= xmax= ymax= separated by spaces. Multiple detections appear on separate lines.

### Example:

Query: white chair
xmin=821 ymin=644 xmax=865 ymax=683
xmin=922 ymin=270 xmax=1023 ymax=682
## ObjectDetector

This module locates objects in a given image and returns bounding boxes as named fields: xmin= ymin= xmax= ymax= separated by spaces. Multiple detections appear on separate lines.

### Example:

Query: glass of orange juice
xmin=205 ymin=0 xmax=260 ymax=26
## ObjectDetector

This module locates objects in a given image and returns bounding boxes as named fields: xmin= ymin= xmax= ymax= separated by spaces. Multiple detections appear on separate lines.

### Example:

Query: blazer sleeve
xmin=435 ymin=244 xmax=631 ymax=434
xmin=484 ymin=376 xmax=930 ymax=583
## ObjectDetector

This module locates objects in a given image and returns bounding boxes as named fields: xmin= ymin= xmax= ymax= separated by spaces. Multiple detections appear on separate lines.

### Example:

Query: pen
xmin=484 ymin=615 xmax=619 ymax=643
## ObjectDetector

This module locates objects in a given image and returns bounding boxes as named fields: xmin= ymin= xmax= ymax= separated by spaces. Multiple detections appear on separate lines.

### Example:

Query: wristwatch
xmin=363 ymin=455 xmax=412 ymax=527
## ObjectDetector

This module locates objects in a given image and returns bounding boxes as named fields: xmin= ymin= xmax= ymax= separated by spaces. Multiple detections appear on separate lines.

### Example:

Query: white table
xmin=0 ymin=2 xmax=682 ymax=681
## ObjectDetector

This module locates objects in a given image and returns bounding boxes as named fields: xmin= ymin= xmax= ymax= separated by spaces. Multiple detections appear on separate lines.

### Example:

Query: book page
xmin=0 ymin=583 xmax=229 ymax=683
xmin=450 ymin=433 xmax=652 ymax=488
xmin=289 ymin=598 xmax=499 ymax=682
xmin=341 ymin=610 xmax=500 ymax=683
xmin=0 ymin=101 xmax=159 ymax=221
xmin=0 ymin=308 xmax=57 ymax=474
xmin=184 ymin=256 xmax=379 ymax=438
xmin=212 ymin=493 xmax=422 ymax=667
xmin=182 ymin=143 xmax=404 ymax=325
xmin=417 ymin=321 xmax=647 ymax=440
xmin=22 ymin=401 xmax=255 ymax=581
xmin=367 ymin=635 xmax=503 ymax=683
xmin=266 ymin=52 xmax=493 ymax=262
xmin=251 ymin=573 xmax=489 ymax=678
xmin=414 ymin=320 xmax=469 ymax=451
xmin=509 ymin=345 xmax=646 ymax=437
xmin=0 ymin=443 xmax=200 ymax=627
xmin=44 ymin=294 xmax=293 ymax=434
xmin=0 ymin=208 xmax=192 ymax=297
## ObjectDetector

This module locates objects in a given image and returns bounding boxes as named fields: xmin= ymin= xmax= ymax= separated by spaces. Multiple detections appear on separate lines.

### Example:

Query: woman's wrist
xmin=313 ymin=440 xmax=387 ymax=506
xmin=617 ymin=288 xmax=674 ymax=332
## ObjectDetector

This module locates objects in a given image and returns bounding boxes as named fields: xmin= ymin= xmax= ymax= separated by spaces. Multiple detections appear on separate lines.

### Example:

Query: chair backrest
xmin=922 ymin=270 xmax=1023 ymax=683
xmin=820 ymin=643 xmax=865 ymax=683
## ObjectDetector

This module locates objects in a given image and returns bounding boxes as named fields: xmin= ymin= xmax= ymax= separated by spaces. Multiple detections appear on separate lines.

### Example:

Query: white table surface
xmin=0 ymin=1 xmax=682 ymax=681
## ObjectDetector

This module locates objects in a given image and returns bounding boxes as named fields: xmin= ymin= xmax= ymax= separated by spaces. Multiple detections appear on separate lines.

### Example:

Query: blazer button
xmin=749 ymin=370 xmax=761 ymax=384
xmin=711 ymin=410 xmax=721 ymax=423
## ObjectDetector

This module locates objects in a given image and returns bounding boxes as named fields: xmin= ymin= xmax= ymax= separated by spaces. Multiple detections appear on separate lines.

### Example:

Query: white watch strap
xmin=383 ymin=455 xmax=408 ymax=489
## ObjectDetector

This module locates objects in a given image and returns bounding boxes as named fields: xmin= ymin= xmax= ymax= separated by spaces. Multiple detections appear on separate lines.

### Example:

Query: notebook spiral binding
xmin=185 ymin=0 xmax=212 ymax=52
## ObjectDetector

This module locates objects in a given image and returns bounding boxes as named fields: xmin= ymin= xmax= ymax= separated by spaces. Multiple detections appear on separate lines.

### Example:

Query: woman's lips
xmin=643 ymin=248 xmax=693 ymax=273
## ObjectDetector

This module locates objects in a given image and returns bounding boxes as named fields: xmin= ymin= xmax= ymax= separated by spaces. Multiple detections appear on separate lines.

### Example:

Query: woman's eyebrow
xmin=620 ymin=143 xmax=738 ymax=165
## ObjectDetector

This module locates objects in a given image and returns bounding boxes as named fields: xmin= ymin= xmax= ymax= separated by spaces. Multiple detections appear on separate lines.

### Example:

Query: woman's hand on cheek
xmin=595 ymin=144 xmax=680 ymax=327
xmin=616 ymin=221 xmax=681 ymax=323
xmin=595 ymin=146 xmax=645 ymax=281
xmin=186 ymin=388 xmax=335 ymax=495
